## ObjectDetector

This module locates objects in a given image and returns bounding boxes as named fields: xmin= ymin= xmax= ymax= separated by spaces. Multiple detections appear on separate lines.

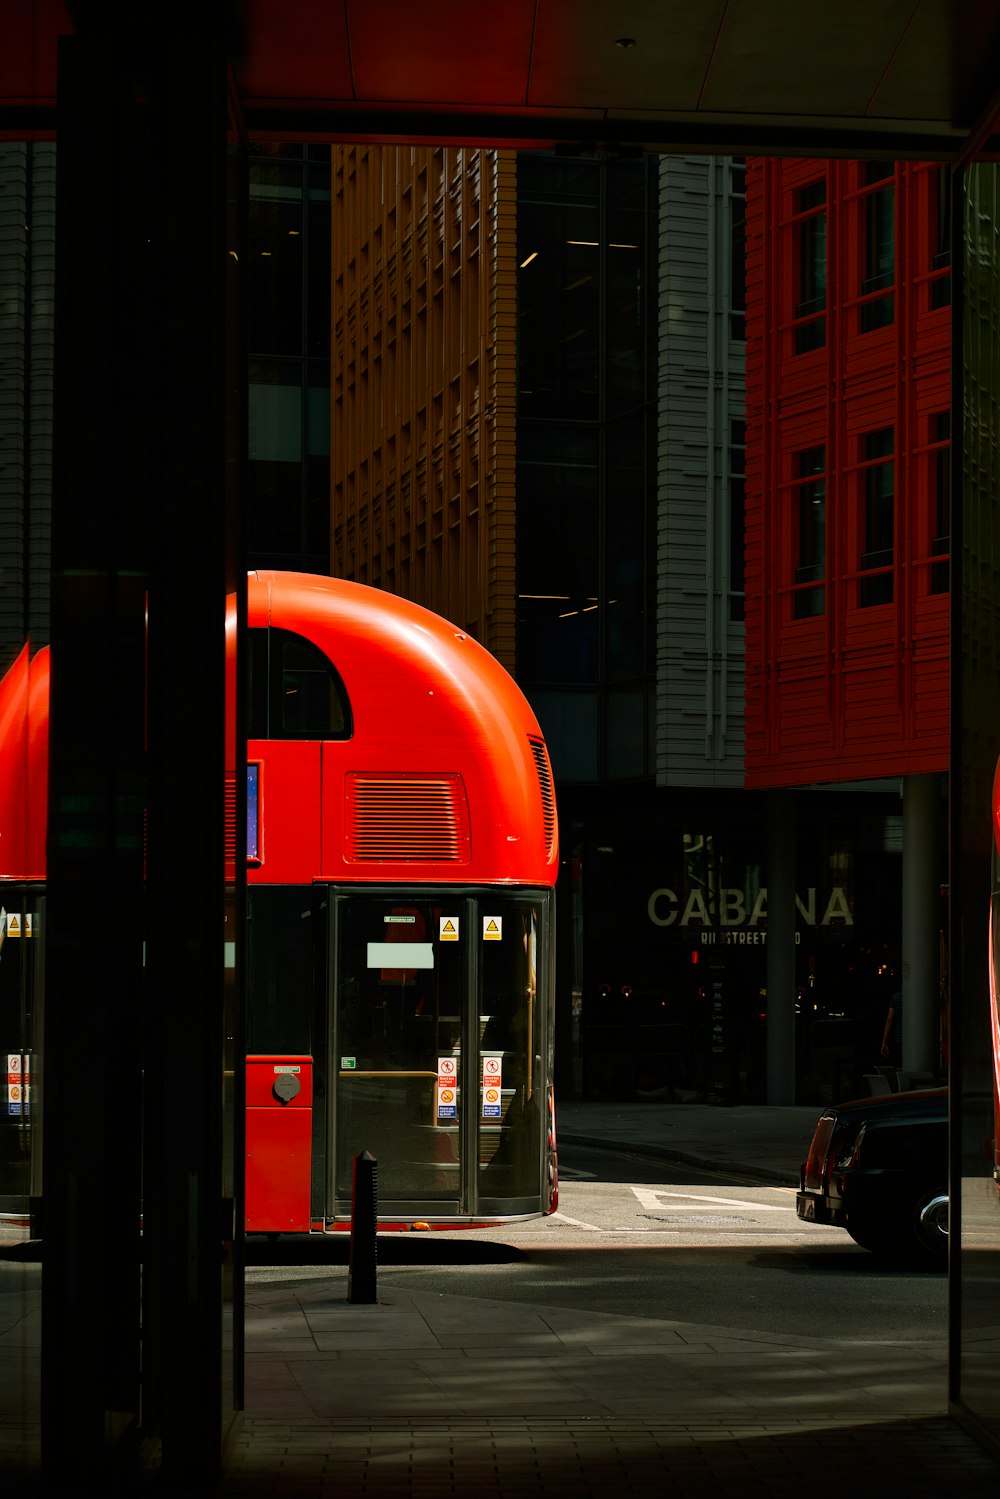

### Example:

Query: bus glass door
xmin=476 ymin=894 xmax=551 ymax=1213
xmin=331 ymin=892 xmax=467 ymax=1213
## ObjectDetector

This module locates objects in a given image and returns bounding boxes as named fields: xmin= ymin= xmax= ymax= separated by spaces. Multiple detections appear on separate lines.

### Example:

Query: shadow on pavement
xmin=245 ymin=1233 xmax=524 ymax=1267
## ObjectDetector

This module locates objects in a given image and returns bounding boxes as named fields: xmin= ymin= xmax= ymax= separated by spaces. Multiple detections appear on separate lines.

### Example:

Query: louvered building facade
xmin=657 ymin=156 xmax=746 ymax=788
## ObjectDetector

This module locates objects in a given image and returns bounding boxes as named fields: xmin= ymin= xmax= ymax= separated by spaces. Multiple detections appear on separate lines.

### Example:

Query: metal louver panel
xmin=345 ymin=773 xmax=471 ymax=862
xmin=224 ymin=776 xmax=237 ymax=861
xmin=528 ymin=736 xmax=557 ymax=857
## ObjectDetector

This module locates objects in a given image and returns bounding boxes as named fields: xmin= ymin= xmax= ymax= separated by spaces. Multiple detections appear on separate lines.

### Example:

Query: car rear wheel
xmin=913 ymin=1191 xmax=948 ymax=1261
xmin=845 ymin=1192 xmax=947 ymax=1265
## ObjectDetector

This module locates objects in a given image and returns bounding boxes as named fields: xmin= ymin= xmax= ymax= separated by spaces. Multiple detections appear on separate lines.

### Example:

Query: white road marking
xmin=549 ymin=1210 xmax=602 ymax=1231
xmin=630 ymin=1187 xmax=792 ymax=1214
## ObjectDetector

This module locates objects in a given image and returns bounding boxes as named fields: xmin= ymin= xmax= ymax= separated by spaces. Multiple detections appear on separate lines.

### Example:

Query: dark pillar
xmin=140 ymin=13 xmax=240 ymax=1487
xmin=44 ymin=11 xmax=240 ymax=1486
xmin=766 ymin=789 xmax=796 ymax=1105
xmin=43 ymin=32 xmax=149 ymax=1481
xmin=901 ymin=773 xmax=941 ymax=1081
xmin=950 ymin=156 xmax=1000 ymax=1444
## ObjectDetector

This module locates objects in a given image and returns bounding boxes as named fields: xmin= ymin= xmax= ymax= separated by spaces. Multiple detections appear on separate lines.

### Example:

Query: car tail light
xmin=803 ymin=1114 xmax=837 ymax=1191
xmin=835 ymin=1122 xmax=865 ymax=1169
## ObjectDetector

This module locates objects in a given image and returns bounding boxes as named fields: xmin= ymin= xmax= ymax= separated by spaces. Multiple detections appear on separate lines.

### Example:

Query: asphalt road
xmin=248 ymin=1140 xmax=948 ymax=1347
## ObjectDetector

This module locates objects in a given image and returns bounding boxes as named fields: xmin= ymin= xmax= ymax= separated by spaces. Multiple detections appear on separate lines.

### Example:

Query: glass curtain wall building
xmin=515 ymin=154 xmax=656 ymax=785
xmin=248 ymin=143 xmax=332 ymax=574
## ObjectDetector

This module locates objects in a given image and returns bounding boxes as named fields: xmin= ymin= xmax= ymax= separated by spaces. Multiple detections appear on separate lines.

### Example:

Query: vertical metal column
xmin=901 ymin=773 xmax=941 ymax=1079
xmin=766 ymin=789 xmax=796 ymax=1105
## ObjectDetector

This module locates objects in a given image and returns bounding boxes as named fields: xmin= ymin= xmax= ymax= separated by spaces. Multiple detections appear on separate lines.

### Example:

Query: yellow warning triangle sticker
xmin=7 ymin=914 xmax=20 ymax=937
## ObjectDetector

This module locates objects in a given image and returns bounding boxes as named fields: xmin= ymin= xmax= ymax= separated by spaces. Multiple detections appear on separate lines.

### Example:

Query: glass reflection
xmin=957 ymin=158 xmax=1000 ymax=1448
xmin=0 ymin=135 xmax=55 ymax=1475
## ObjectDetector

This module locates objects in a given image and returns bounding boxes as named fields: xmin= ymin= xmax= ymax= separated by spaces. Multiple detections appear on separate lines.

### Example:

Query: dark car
xmin=796 ymin=1086 xmax=948 ymax=1264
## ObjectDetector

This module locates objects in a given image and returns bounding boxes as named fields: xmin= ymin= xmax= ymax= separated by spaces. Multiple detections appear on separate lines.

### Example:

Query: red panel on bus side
xmin=246 ymin=740 xmax=322 ymax=885
xmin=246 ymin=1056 xmax=313 ymax=1233
xmin=0 ymin=644 xmax=49 ymax=880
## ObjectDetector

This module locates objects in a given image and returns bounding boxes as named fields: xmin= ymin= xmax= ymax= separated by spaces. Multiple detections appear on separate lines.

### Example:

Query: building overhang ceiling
xmin=4 ymin=0 xmax=1000 ymax=161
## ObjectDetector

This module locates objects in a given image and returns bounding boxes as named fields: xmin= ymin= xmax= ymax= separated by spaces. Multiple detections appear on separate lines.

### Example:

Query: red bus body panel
xmin=0 ymin=578 xmax=558 ymax=890
xmin=247 ymin=571 xmax=558 ymax=888
xmin=245 ymin=1055 xmax=314 ymax=1233
xmin=0 ymin=644 xmax=49 ymax=881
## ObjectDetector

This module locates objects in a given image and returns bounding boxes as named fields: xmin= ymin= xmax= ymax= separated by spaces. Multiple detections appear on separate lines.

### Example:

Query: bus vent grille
xmin=528 ymin=736 xmax=557 ymax=858
xmin=224 ymin=776 xmax=237 ymax=861
xmin=345 ymin=773 xmax=471 ymax=863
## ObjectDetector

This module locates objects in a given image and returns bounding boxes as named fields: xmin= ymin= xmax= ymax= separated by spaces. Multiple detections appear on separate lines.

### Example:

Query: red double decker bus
xmin=0 ymin=572 xmax=559 ymax=1230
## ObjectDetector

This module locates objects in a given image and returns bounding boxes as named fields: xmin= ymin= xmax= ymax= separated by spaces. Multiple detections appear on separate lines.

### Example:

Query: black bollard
xmin=348 ymin=1149 xmax=378 ymax=1303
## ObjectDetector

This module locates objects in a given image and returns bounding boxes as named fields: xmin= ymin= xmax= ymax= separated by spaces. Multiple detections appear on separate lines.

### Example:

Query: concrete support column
xmin=766 ymin=789 xmax=796 ymax=1104
xmin=901 ymin=773 xmax=941 ymax=1078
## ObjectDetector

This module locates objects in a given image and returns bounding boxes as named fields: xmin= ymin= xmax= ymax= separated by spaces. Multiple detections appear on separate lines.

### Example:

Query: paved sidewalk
xmin=216 ymin=1097 xmax=992 ymax=1497
xmin=7 ymin=1097 xmax=999 ymax=1497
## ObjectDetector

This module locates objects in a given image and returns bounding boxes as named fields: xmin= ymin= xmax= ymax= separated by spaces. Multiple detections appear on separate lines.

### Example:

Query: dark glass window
xmin=859 ymin=428 xmax=894 ymax=607
xmin=516 ymin=153 xmax=653 ymax=785
xmin=792 ymin=447 xmax=826 ymax=619
xmin=730 ymin=159 xmax=746 ymax=342
xmin=516 ymin=424 xmax=600 ymax=684
xmin=605 ymin=686 xmax=645 ymax=781
xmin=929 ymin=411 xmax=950 ymax=594
xmin=249 ymin=160 xmax=305 ymax=357
xmin=929 ymin=165 xmax=951 ymax=310
xmin=517 ymin=157 xmax=600 ymax=420
xmin=248 ymin=144 xmax=331 ymax=572
xmin=794 ymin=180 xmax=827 ymax=353
xmin=306 ymin=164 xmax=332 ymax=358
xmin=249 ymin=360 xmax=304 ymax=555
xmin=248 ymin=627 xmax=352 ymax=739
xmin=527 ymin=690 xmax=599 ymax=782
xmin=605 ymin=161 xmax=647 ymax=416
xmin=729 ymin=420 xmax=746 ymax=621
xmin=606 ymin=413 xmax=647 ymax=680
xmin=860 ymin=163 xmax=894 ymax=332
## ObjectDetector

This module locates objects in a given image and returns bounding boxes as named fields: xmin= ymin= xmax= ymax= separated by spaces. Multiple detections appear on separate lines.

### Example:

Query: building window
xmin=792 ymin=446 xmax=826 ymax=619
xmin=858 ymin=162 xmax=894 ymax=333
xmin=729 ymin=420 xmax=746 ymax=621
xmin=516 ymin=423 xmax=600 ymax=686
xmin=248 ymin=627 xmax=352 ymax=739
xmin=793 ymin=180 xmax=826 ymax=353
xmin=928 ymin=411 xmax=950 ymax=594
xmin=730 ymin=158 xmax=746 ymax=342
xmin=928 ymin=165 xmax=951 ymax=311
xmin=859 ymin=428 xmax=894 ymax=607
xmin=516 ymin=153 xmax=654 ymax=785
xmin=248 ymin=143 xmax=331 ymax=572
xmin=517 ymin=156 xmax=601 ymax=421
